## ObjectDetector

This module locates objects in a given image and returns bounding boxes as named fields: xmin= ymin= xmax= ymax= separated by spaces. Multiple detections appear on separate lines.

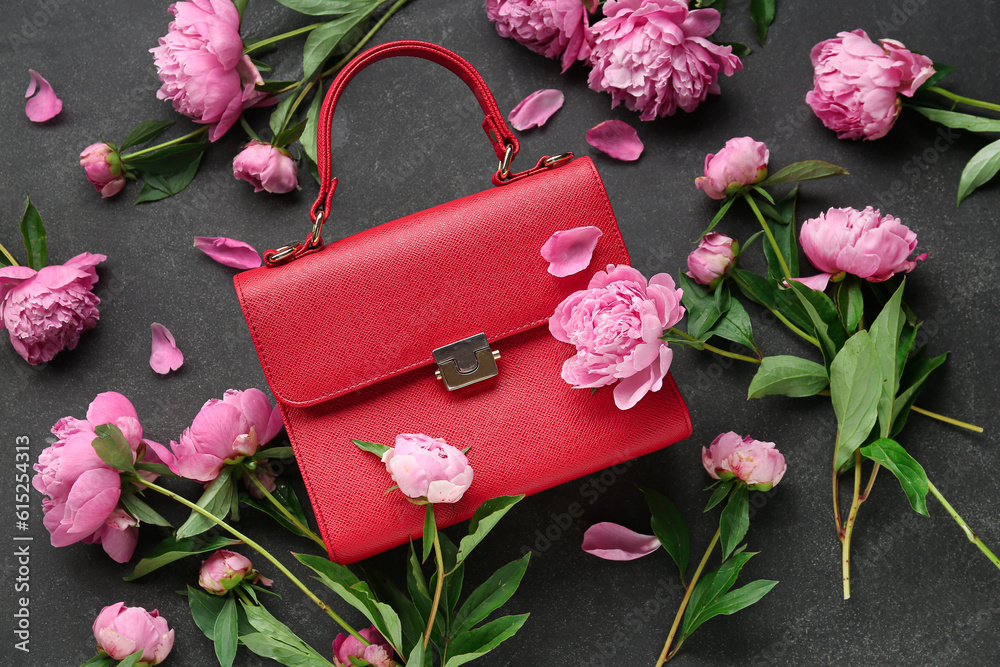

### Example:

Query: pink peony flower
xmin=582 ymin=522 xmax=660 ymax=561
xmin=233 ymin=140 xmax=299 ymax=194
xmin=24 ymin=69 xmax=62 ymax=122
xmin=806 ymin=29 xmax=935 ymax=140
xmin=587 ymin=0 xmax=742 ymax=120
xmin=381 ymin=434 xmax=474 ymax=504
xmin=541 ymin=226 xmax=603 ymax=277
xmin=686 ymin=232 xmax=736 ymax=287
xmin=702 ymin=431 xmax=786 ymax=491
xmin=695 ymin=137 xmax=769 ymax=200
xmin=486 ymin=0 xmax=592 ymax=73
xmin=550 ymin=264 xmax=685 ymax=410
xmin=0 ymin=252 xmax=105 ymax=365
xmin=332 ymin=625 xmax=395 ymax=667
xmin=32 ymin=392 xmax=163 ymax=562
xmin=199 ymin=549 xmax=273 ymax=594
xmin=147 ymin=388 xmax=283 ymax=483
xmin=799 ymin=206 xmax=926 ymax=287
xmin=151 ymin=0 xmax=270 ymax=142
xmin=93 ymin=602 xmax=175 ymax=664
xmin=79 ymin=143 xmax=127 ymax=198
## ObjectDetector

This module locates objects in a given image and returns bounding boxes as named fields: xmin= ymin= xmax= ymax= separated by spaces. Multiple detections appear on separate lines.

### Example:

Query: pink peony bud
xmin=686 ymin=233 xmax=736 ymax=287
xmin=702 ymin=432 xmax=786 ymax=491
xmin=79 ymin=143 xmax=127 ymax=198
xmin=93 ymin=602 xmax=175 ymax=664
xmin=0 ymin=252 xmax=106 ymax=365
xmin=695 ymin=137 xmax=769 ymax=200
xmin=199 ymin=549 xmax=272 ymax=594
xmin=332 ymin=625 xmax=396 ymax=667
xmin=232 ymin=140 xmax=299 ymax=194
xmin=486 ymin=0 xmax=593 ymax=73
xmin=806 ymin=29 xmax=935 ymax=140
xmin=381 ymin=434 xmax=474 ymax=504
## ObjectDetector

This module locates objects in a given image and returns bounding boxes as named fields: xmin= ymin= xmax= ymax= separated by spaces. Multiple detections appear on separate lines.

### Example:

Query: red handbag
xmin=234 ymin=41 xmax=692 ymax=564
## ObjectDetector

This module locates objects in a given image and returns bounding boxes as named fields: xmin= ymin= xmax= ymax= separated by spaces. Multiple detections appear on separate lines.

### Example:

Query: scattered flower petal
xmin=582 ymin=522 xmax=660 ymax=561
xmin=586 ymin=120 xmax=643 ymax=161
xmin=508 ymin=89 xmax=565 ymax=131
xmin=788 ymin=273 xmax=832 ymax=292
xmin=541 ymin=226 xmax=603 ymax=277
xmin=193 ymin=236 xmax=261 ymax=270
xmin=150 ymin=323 xmax=184 ymax=374
xmin=25 ymin=70 xmax=62 ymax=122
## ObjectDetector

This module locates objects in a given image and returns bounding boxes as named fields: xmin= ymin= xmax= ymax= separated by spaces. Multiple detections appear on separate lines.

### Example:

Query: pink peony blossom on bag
xmin=582 ymin=522 xmax=660 ymax=561
xmin=233 ymin=140 xmax=299 ymax=193
xmin=702 ymin=431 xmax=786 ymax=491
xmin=199 ymin=549 xmax=273 ymax=594
xmin=798 ymin=206 xmax=926 ymax=288
xmin=147 ymin=388 xmax=283 ymax=483
xmin=24 ymin=69 xmax=62 ymax=122
xmin=0 ymin=252 xmax=105 ymax=364
xmin=79 ymin=143 xmax=127 ymax=198
xmin=93 ymin=602 xmax=175 ymax=664
xmin=587 ymin=0 xmax=742 ymax=120
xmin=695 ymin=137 xmax=769 ymax=200
xmin=686 ymin=232 xmax=736 ymax=287
xmin=486 ymin=0 xmax=593 ymax=73
xmin=381 ymin=433 xmax=474 ymax=504
xmin=550 ymin=264 xmax=685 ymax=410
xmin=151 ymin=0 xmax=270 ymax=142
xmin=332 ymin=625 xmax=395 ymax=667
xmin=806 ymin=29 xmax=935 ymax=140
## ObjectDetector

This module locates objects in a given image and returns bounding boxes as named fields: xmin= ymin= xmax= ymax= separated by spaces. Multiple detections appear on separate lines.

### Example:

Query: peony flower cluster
xmin=702 ymin=431 xmax=786 ymax=491
xmin=381 ymin=433 xmax=474 ymax=504
xmin=485 ymin=0 xmax=593 ymax=73
xmin=93 ymin=602 xmax=175 ymax=664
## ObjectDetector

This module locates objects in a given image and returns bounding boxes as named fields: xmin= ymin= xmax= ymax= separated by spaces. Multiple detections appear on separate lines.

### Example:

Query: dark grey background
xmin=2 ymin=0 xmax=1000 ymax=665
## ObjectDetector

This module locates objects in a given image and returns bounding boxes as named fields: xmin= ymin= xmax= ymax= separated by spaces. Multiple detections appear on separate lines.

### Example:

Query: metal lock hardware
xmin=433 ymin=333 xmax=500 ymax=390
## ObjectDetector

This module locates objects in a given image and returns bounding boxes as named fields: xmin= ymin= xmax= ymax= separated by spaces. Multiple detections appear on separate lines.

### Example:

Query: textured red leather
xmin=234 ymin=42 xmax=692 ymax=564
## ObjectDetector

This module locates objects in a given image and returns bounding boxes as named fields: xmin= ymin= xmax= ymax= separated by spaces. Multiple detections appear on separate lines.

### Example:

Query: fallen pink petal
xmin=788 ymin=273 xmax=833 ymax=292
xmin=508 ymin=89 xmax=565 ymax=131
xmin=587 ymin=120 xmax=643 ymax=161
xmin=25 ymin=69 xmax=63 ymax=122
xmin=541 ymin=226 xmax=603 ymax=277
xmin=150 ymin=323 xmax=184 ymax=374
xmin=193 ymin=236 xmax=262 ymax=270
xmin=582 ymin=522 xmax=661 ymax=561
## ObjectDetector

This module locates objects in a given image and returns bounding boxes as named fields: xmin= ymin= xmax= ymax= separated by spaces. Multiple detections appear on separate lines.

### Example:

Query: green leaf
xmin=275 ymin=0 xmax=375 ymax=15
xmin=704 ymin=479 xmax=735 ymax=513
xmin=836 ymin=277 xmax=864 ymax=334
xmin=444 ymin=614 xmax=529 ymax=667
xmin=890 ymin=348 xmax=948 ymax=437
xmin=80 ymin=655 xmax=114 ymax=667
xmin=761 ymin=188 xmax=799 ymax=279
xmin=274 ymin=118 xmax=308 ymax=149
xmin=861 ymin=438 xmax=930 ymax=516
xmin=175 ymin=467 xmax=237 ymax=540
xmin=185 ymin=585 xmax=228 ymax=641
xmin=126 ymin=534 xmax=241 ymax=581
xmin=408 ymin=542 xmax=431 ymax=601
xmin=919 ymin=64 xmax=955 ymax=90
xmin=120 ymin=120 xmax=174 ymax=151
xmin=360 ymin=565 xmax=425 ymax=653
xmin=686 ymin=579 xmax=778 ymax=640
xmin=116 ymin=650 xmax=145 ymax=667
xmin=134 ymin=462 xmax=175 ymax=477
xmin=711 ymin=298 xmax=759 ymax=356
xmin=681 ymin=549 xmax=755 ymax=638
xmin=302 ymin=83 xmax=324 ymax=164
xmin=830 ymin=330 xmax=882 ymax=472
xmin=719 ymin=484 xmax=749 ymax=561
xmin=352 ymin=439 xmax=389 ymax=458
xmin=454 ymin=554 xmax=530 ymax=634
xmin=126 ymin=142 xmax=207 ymax=175
xmin=422 ymin=503 xmax=436 ymax=563
xmin=134 ymin=151 xmax=204 ymax=204
xmin=957 ymin=138 xmax=1000 ymax=206
xmin=241 ymin=478 xmax=314 ymax=539
xmin=240 ymin=601 xmax=336 ymax=666
xmin=405 ymin=643 xmax=426 ymax=667
xmin=269 ymin=89 xmax=300 ymax=139
xmin=92 ymin=424 xmax=136 ymax=474
xmin=869 ymin=282 xmax=905 ymax=438
xmin=302 ymin=8 xmax=380 ymax=81
xmin=732 ymin=269 xmax=812 ymax=333
xmin=750 ymin=0 xmax=776 ymax=44
xmin=640 ymin=487 xmax=690 ymax=583
xmin=119 ymin=491 xmax=172 ymax=527
xmin=678 ymin=273 xmax=727 ymax=340
xmin=787 ymin=281 xmax=847 ymax=369
xmin=19 ymin=194 xmax=46 ymax=271
xmin=256 ymin=79 xmax=300 ymax=93
xmin=214 ymin=596 xmax=239 ymax=667
xmin=455 ymin=495 xmax=523 ymax=566
xmin=759 ymin=160 xmax=849 ymax=186
xmin=446 ymin=559 xmax=466 ymax=628
xmin=912 ymin=106 xmax=1000 ymax=133
xmin=751 ymin=185 xmax=775 ymax=206
xmin=699 ymin=195 xmax=736 ymax=239
xmin=747 ymin=355 xmax=829 ymax=399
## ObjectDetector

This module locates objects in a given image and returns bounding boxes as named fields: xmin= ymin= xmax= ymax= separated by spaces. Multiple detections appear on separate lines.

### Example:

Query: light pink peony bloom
xmin=806 ymin=29 xmax=935 ymax=140
xmin=587 ymin=0 xmax=742 ymax=120
xmin=151 ymin=0 xmax=270 ymax=142
xmin=150 ymin=323 xmax=184 ymax=374
xmin=550 ymin=264 xmax=685 ymax=410
xmin=93 ymin=602 xmax=175 ymax=664
xmin=486 ymin=0 xmax=593 ymax=73
xmin=702 ymin=431 xmax=786 ymax=491
xmin=33 ymin=392 xmax=163 ymax=562
xmin=695 ymin=137 xmax=769 ymax=200
xmin=582 ymin=522 xmax=660 ymax=561
xmin=381 ymin=434 xmax=474 ymax=504
xmin=586 ymin=120 xmax=644 ymax=161
xmin=147 ymin=388 xmax=283 ymax=483
xmin=508 ymin=89 xmax=565 ymax=130
xmin=199 ymin=549 xmax=273 ymax=595
xmin=25 ymin=69 xmax=62 ymax=122
xmin=0 ymin=252 xmax=105 ymax=364
xmin=799 ymin=206 xmax=926 ymax=284
xmin=193 ymin=236 xmax=262 ymax=270
xmin=79 ymin=143 xmax=127 ymax=198
xmin=332 ymin=625 xmax=395 ymax=667
xmin=232 ymin=140 xmax=299 ymax=194
xmin=541 ymin=226 xmax=603 ymax=277
xmin=686 ymin=232 xmax=736 ymax=286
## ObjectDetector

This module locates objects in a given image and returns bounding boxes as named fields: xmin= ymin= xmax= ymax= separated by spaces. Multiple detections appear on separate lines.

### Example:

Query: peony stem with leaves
xmin=743 ymin=192 xmax=793 ymax=283
xmin=927 ymin=479 xmax=1000 ymax=571
xmin=242 ymin=22 xmax=327 ymax=55
xmin=667 ymin=328 xmax=762 ymax=364
xmin=424 ymin=526 xmax=445 ymax=649
xmin=243 ymin=468 xmax=327 ymax=549
xmin=121 ymin=125 xmax=209 ymax=160
xmin=840 ymin=450 xmax=864 ymax=600
xmin=926 ymin=86 xmax=1000 ymax=114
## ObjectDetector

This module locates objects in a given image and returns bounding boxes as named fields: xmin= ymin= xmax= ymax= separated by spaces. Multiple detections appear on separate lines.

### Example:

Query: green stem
xmin=840 ymin=450 xmax=864 ymax=600
xmin=927 ymin=86 xmax=1000 ymax=114
xmin=243 ymin=468 xmax=326 ymax=549
xmin=424 ymin=529 xmax=445 ymax=649
xmin=743 ymin=192 xmax=793 ymax=283
xmin=667 ymin=328 xmax=761 ymax=364
xmin=769 ymin=306 xmax=820 ymax=347
xmin=858 ymin=464 xmax=880 ymax=503
xmin=910 ymin=405 xmax=983 ymax=433
xmin=239 ymin=116 xmax=261 ymax=142
xmin=136 ymin=478 xmax=367 ymax=646
xmin=0 ymin=241 xmax=18 ymax=267
xmin=243 ymin=22 xmax=327 ymax=55
xmin=319 ymin=0 xmax=412 ymax=79
xmin=277 ymin=80 xmax=317 ymax=136
xmin=121 ymin=126 xmax=208 ymax=160
xmin=927 ymin=480 xmax=1000 ymax=570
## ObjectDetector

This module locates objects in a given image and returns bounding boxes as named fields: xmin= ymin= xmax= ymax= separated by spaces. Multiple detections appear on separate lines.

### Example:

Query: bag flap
xmin=234 ymin=157 xmax=631 ymax=407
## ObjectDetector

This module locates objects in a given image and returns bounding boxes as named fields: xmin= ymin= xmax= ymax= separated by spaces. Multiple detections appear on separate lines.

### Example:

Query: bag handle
xmin=265 ymin=40 xmax=523 ymax=266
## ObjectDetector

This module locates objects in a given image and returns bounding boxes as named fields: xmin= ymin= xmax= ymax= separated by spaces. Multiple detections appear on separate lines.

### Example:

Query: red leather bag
xmin=234 ymin=41 xmax=692 ymax=564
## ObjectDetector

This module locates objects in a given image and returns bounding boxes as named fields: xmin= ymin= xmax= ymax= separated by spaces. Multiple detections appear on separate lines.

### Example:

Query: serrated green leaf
xmin=119 ymin=492 xmax=172 ymax=528
xmin=125 ymin=142 xmax=207 ymax=175
xmin=455 ymin=495 xmax=523 ymax=566
xmin=912 ymin=106 xmax=1000 ymax=133
xmin=214 ymin=596 xmax=239 ymax=667
xmin=698 ymin=194 xmax=736 ymax=239
xmin=747 ymin=355 xmax=828 ymax=399
xmin=120 ymin=120 xmax=175 ymax=151
xmin=444 ymin=614 xmax=529 ymax=667
xmin=759 ymin=160 xmax=849 ymax=186
xmin=831 ymin=330 xmax=882 ymax=472
xmin=454 ymin=554 xmax=530 ymax=634
xmin=92 ymin=424 xmax=136 ymax=474
xmin=681 ymin=548 xmax=755 ymax=638
xmin=640 ymin=487 xmax=690 ymax=583
xmin=861 ymin=438 xmax=929 ymax=516
xmin=302 ymin=8 xmax=380 ymax=81
xmin=19 ymin=194 xmax=46 ymax=271
xmin=703 ymin=479 xmax=735 ymax=513
xmin=422 ymin=503 xmax=436 ymax=563
xmin=750 ymin=0 xmax=776 ymax=45
xmin=870 ymin=282 xmax=905 ymax=438
xmin=957 ymin=138 xmax=1000 ymax=206
xmin=352 ymin=439 xmax=389 ymax=458
xmin=711 ymin=298 xmax=759 ymax=355
xmin=719 ymin=484 xmax=749 ymax=561
xmin=126 ymin=534 xmax=241 ymax=581
xmin=176 ymin=467 xmax=236 ymax=539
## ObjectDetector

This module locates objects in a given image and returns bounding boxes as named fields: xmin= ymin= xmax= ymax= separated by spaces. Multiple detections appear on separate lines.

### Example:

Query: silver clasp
xmin=433 ymin=333 xmax=500 ymax=390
